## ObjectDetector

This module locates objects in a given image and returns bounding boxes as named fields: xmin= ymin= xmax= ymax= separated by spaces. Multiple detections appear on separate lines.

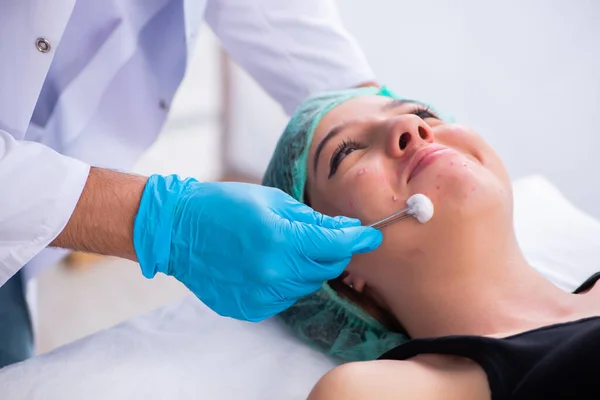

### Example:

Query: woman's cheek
xmin=346 ymin=197 xmax=357 ymax=214
xmin=342 ymin=181 xmax=371 ymax=218
xmin=342 ymin=167 xmax=398 ymax=223
xmin=334 ymin=167 xmax=376 ymax=219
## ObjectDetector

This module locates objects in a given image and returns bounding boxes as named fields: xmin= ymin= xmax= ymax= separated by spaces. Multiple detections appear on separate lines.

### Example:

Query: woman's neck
xmin=378 ymin=231 xmax=588 ymax=339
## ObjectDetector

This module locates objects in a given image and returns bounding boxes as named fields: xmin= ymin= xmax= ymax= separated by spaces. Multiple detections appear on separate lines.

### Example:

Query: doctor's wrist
xmin=51 ymin=167 xmax=147 ymax=261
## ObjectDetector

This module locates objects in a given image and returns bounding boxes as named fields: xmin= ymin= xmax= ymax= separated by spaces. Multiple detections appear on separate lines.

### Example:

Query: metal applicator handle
xmin=367 ymin=208 xmax=412 ymax=230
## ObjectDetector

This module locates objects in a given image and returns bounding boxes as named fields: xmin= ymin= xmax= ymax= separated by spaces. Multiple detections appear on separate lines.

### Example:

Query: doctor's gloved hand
xmin=133 ymin=175 xmax=382 ymax=322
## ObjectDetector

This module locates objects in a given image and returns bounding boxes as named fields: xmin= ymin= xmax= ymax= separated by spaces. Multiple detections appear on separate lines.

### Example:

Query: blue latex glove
xmin=133 ymin=175 xmax=382 ymax=322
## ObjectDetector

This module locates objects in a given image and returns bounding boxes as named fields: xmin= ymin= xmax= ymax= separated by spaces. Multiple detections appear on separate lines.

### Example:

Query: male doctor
xmin=0 ymin=1 xmax=383 ymax=367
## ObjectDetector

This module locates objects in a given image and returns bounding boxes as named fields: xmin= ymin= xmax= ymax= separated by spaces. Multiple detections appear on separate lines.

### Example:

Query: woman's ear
xmin=342 ymin=272 xmax=366 ymax=293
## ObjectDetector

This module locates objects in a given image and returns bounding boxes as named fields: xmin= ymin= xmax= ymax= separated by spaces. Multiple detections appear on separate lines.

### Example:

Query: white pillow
xmin=1 ymin=175 xmax=599 ymax=400
xmin=513 ymin=175 xmax=600 ymax=291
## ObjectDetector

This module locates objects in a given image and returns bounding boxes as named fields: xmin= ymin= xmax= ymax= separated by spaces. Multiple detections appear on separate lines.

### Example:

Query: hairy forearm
xmin=50 ymin=167 xmax=148 ymax=260
xmin=355 ymin=81 xmax=380 ymax=89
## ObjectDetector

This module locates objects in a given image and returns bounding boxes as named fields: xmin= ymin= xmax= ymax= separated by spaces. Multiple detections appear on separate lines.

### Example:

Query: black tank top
xmin=378 ymin=272 xmax=600 ymax=400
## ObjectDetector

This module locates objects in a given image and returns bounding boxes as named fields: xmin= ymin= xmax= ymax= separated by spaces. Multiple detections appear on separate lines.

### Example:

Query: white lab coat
xmin=0 ymin=0 xmax=374 ymax=286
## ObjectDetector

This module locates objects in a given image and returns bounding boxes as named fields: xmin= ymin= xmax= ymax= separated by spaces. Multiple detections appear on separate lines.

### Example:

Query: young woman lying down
xmin=262 ymin=86 xmax=600 ymax=400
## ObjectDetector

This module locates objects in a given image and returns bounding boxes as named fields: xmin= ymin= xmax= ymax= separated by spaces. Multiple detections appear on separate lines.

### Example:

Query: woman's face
xmin=305 ymin=95 xmax=513 ymax=289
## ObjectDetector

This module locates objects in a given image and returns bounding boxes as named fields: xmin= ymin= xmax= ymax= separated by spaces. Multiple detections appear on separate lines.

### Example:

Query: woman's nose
xmin=385 ymin=115 xmax=434 ymax=157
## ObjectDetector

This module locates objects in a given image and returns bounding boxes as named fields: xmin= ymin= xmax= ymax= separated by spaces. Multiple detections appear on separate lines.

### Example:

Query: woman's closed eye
xmin=327 ymin=107 xmax=440 ymax=178
xmin=411 ymin=105 xmax=439 ymax=121
xmin=329 ymin=139 xmax=364 ymax=178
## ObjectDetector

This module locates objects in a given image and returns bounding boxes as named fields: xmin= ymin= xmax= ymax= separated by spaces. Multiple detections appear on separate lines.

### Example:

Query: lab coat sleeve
xmin=205 ymin=0 xmax=375 ymax=114
xmin=0 ymin=130 xmax=90 ymax=285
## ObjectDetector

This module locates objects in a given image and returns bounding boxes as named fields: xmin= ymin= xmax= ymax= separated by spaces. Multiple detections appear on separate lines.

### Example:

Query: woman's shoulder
xmin=307 ymin=355 xmax=490 ymax=400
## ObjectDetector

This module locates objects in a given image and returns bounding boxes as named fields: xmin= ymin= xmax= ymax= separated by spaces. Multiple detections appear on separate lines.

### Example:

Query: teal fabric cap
xmin=262 ymin=86 xmax=450 ymax=362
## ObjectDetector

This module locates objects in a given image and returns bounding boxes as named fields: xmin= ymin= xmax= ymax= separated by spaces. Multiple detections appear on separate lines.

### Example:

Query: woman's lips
xmin=407 ymin=146 xmax=456 ymax=183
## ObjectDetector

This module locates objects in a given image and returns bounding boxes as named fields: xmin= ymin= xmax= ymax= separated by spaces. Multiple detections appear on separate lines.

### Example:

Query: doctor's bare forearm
xmin=50 ymin=167 xmax=147 ymax=261
xmin=355 ymin=81 xmax=380 ymax=89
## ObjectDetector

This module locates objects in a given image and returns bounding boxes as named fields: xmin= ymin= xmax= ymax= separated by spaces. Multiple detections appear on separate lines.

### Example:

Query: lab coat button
xmin=35 ymin=38 xmax=51 ymax=53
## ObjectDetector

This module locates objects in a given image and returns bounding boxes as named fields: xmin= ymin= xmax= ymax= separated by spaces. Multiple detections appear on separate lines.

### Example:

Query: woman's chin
xmin=411 ymin=164 xmax=509 ymax=222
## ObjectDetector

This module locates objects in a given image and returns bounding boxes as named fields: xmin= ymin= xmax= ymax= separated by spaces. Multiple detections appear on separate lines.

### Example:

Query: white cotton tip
xmin=406 ymin=194 xmax=434 ymax=224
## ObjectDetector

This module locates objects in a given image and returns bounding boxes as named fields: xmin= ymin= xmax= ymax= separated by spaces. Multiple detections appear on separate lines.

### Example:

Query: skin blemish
xmin=378 ymin=175 xmax=387 ymax=185
xmin=407 ymin=247 xmax=425 ymax=257
xmin=436 ymin=185 xmax=440 ymax=190
xmin=348 ymin=199 xmax=355 ymax=211
xmin=463 ymin=161 xmax=468 ymax=167
xmin=450 ymin=162 xmax=454 ymax=167
xmin=436 ymin=174 xmax=441 ymax=179
xmin=392 ymin=195 xmax=398 ymax=201
xmin=357 ymin=168 xmax=368 ymax=176
xmin=471 ymin=186 xmax=477 ymax=192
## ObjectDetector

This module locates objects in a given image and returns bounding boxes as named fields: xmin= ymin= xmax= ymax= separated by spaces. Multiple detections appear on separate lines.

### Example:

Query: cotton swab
xmin=368 ymin=194 xmax=434 ymax=230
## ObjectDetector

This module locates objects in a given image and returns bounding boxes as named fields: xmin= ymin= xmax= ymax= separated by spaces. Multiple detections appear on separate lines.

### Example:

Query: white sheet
xmin=0 ymin=298 xmax=337 ymax=399
xmin=512 ymin=175 xmax=600 ymax=291
xmin=1 ymin=174 xmax=599 ymax=400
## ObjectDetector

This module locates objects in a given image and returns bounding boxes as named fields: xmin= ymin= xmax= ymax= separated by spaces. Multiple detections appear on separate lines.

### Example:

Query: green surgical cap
xmin=262 ymin=86 xmax=449 ymax=362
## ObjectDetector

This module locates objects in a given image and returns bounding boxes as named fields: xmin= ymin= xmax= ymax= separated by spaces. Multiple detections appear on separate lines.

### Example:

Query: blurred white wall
xmin=225 ymin=0 xmax=600 ymax=217
xmin=134 ymin=24 xmax=223 ymax=181
xmin=37 ymin=27 xmax=224 ymax=354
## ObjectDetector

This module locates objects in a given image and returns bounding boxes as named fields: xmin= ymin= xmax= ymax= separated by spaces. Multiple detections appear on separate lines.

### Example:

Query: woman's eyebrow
xmin=382 ymin=99 xmax=415 ymax=111
xmin=313 ymin=121 xmax=355 ymax=174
